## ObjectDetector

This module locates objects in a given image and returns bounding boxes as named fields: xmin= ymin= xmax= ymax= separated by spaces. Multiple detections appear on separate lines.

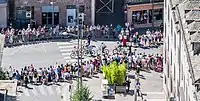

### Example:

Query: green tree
xmin=72 ymin=82 xmax=93 ymax=101
xmin=0 ymin=69 xmax=6 ymax=80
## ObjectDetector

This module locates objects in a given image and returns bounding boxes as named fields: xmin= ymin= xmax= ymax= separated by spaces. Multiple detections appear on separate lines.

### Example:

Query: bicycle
xmin=70 ymin=50 xmax=84 ymax=59
xmin=96 ymin=46 xmax=109 ymax=55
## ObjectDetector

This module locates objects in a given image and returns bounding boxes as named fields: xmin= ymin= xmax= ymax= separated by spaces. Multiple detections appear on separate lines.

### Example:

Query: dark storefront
xmin=95 ymin=0 xmax=125 ymax=27
xmin=15 ymin=6 xmax=34 ymax=29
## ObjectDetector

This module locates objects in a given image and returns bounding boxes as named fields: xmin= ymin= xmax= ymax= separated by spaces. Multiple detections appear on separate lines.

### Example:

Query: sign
xmin=26 ymin=11 xmax=31 ymax=18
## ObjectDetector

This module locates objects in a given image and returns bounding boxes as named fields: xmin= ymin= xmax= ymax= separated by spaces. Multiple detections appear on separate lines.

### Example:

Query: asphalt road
xmin=2 ymin=40 xmax=164 ymax=101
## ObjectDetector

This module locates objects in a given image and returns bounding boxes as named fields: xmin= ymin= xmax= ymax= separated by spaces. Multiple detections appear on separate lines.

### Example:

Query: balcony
xmin=126 ymin=0 xmax=164 ymax=5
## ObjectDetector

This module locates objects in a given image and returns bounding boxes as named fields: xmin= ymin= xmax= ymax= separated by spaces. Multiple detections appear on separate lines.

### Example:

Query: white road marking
xmin=47 ymin=86 xmax=54 ymax=95
xmin=57 ymin=42 xmax=77 ymax=45
xmin=41 ymin=44 xmax=47 ymax=52
xmin=62 ymin=53 xmax=71 ymax=56
xmin=9 ymin=47 xmax=22 ymax=56
xmin=38 ymin=85 xmax=47 ymax=96
xmin=22 ymin=87 xmax=30 ymax=96
xmin=60 ymin=49 xmax=73 ymax=52
xmin=56 ymin=86 xmax=61 ymax=94
xmin=31 ymin=86 xmax=39 ymax=96
xmin=145 ymin=99 xmax=165 ymax=101
xmin=143 ymin=92 xmax=164 ymax=95
xmin=58 ymin=45 xmax=75 ymax=49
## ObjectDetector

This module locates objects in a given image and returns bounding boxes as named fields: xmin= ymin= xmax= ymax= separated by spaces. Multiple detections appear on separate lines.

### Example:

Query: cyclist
xmin=100 ymin=42 xmax=106 ymax=53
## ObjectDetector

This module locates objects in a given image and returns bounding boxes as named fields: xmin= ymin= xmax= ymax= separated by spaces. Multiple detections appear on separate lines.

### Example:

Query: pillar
xmin=91 ymin=0 xmax=95 ymax=25
xmin=127 ymin=8 xmax=132 ymax=24
xmin=147 ymin=9 xmax=150 ymax=24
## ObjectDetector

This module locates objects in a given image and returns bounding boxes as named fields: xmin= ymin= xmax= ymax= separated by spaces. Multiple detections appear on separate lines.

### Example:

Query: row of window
xmin=131 ymin=9 xmax=163 ymax=24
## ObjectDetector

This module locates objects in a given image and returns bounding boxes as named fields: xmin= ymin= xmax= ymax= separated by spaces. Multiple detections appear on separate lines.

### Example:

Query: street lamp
xmin=151 ymin=0 xmax=154 ymax=31
xmin=50 ymin=0 xmax=55 ymax=26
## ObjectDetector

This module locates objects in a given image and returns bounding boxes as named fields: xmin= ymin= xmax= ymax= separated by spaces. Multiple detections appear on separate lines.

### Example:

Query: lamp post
xmin=151 ymin=0 xmax=154 ymax=31
xmin=76 ymin=0 xmax=83 ymax=87
xmin=50 ymin=0 xmax=55 ymax=26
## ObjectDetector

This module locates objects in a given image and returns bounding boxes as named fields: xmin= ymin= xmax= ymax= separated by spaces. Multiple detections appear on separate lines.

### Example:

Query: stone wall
xmin=15 ymin=0 xmax=92 ymax=26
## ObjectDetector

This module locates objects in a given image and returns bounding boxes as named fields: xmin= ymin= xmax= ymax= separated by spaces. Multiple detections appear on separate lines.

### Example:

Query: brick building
xmin=125 ymin=0 xmax=163 ymax=28
xmin=14 ymin=0 xmax=94 ymax=28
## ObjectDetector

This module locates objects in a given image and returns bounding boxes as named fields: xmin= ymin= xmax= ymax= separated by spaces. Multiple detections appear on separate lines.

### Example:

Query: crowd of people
xmin=5 ymin=43 xmax=163 ymax=87
xmin=1 ymin=24 xmax=122 ymax=46
xmin=118 ymin=29 xmax=163 ymax=48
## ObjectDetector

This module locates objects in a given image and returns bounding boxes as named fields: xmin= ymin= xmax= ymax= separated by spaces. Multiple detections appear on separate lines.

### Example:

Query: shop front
xmin=127 ymin=2 xmax=163 ymax=28
xmin=0 ymin=0 xmax=8 ymax=28
xmin=15 ymin=6 xmax=34 ymax=29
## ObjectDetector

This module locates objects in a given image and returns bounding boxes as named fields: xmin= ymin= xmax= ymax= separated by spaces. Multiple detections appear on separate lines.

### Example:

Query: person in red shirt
xmin=122 ymin=35 xmax=127 ymax=47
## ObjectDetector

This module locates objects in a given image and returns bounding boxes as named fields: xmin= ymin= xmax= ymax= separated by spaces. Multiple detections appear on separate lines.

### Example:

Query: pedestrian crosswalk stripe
xmin=22 ymin=87 xmax=30 ymax=96
xmin=57 ymin=42 xmax=77 ymax=46
xmin=62 ymin=53 xmax=71 ymax=56
xmin=31 ymin=86 xmax=39 ymax=96
xmin=59 ymin=45 xmax=75 ymax=49
xmin=60 ymin=49 xmax=73 ymax=52
xmin=143 ymin=92 xmax=164 ymax=95
xmin=47 ymin=86 xmax=54 ymax=95
xmin=38 ymin=85 xmax=47 ymax=96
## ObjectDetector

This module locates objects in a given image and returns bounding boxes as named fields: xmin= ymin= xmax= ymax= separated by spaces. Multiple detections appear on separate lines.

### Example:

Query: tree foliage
xmin=102 ymin=61 xmax=127 ymax=86
xmin=0 ymin=69 xmax=6 ymax=80
xmin=72 ymin=82 xmax=94 ymax=101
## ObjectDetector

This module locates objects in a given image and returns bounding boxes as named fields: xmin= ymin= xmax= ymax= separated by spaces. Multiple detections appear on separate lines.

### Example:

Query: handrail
xmin=175 ymin=2 xmax=198 ymax=101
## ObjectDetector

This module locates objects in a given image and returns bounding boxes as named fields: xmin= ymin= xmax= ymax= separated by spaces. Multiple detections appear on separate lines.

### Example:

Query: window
xmin=165 ymin=44 xmax=166 ymax=63
xmin=174 ymin=65 xmax=176 ymax=81
xmin=42 ymin=12 xmax=59 ymax=25
xmin=168 ymin=6 xmax=170 ymax=22
xmin=168 ymin=36 xmax=169 ymax=51
xmin=68 ymin=16 xmax=74 ymax=23
xmin=132 ymin=10 xmax=148 ymax=24
xmin=171 ymin=20 xmax=173 ymax=36
xmin=170 ymin=50 xmax=172 ymax=66
xmin=164 ymin=22 xmax=166 ymax=38
xmin=170 ymin=77 xmax=173 ymax=92
xmin=167 ymin=61 xmax=169 ymax=77
xmin=149 ymin=9 xmax=163 ymax=21
xmin=174 ymin=32 xmax=176 ymax=51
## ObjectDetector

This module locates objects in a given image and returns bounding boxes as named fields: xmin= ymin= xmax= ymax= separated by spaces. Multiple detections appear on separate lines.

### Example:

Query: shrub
xmin=0 ymin=69 xmax=6 ymax=80
xmin=102 ymin=61 xmax=127 ymax=86
xmin=72 ymin=82 xmax=93 ymax=101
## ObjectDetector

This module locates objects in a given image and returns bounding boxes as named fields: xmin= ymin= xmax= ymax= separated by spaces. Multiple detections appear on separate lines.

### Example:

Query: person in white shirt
xmin=37 ymin=68 xmax=43 ymax=83
xmin=8 ymin=66 xmax=13 ymax=80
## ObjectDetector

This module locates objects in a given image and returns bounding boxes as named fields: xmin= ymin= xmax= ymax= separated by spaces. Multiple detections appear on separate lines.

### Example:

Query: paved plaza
xmin=2 ymin=40 xmax=164 ymax=101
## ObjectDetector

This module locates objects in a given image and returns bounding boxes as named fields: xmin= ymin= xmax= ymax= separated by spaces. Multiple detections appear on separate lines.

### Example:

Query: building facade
xmin=0 ymin=0 xmax=8 ymax=28
xmin=125 ymin=0 xmax=163 ymax=28
xmin=164 ymin=0 xmax=200 ymax=101
xmin=14 ymin=0 xmax=95 ymax=28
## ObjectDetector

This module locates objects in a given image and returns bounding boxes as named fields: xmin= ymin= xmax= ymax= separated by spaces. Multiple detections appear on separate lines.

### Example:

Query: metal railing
xmin=3 ymin=29 xmax=118 ymax=47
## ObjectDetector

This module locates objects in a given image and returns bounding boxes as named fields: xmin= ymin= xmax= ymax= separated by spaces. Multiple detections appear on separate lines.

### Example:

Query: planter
xmin=115 ymin=85 xmax=126 ymax=94
xmin=107 ymin=85 xmax=115 ymax=97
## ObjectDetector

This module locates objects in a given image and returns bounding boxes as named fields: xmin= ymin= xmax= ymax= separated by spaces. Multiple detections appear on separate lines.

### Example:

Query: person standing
xmin=122 ymin=35 xmax=127 ymax=47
